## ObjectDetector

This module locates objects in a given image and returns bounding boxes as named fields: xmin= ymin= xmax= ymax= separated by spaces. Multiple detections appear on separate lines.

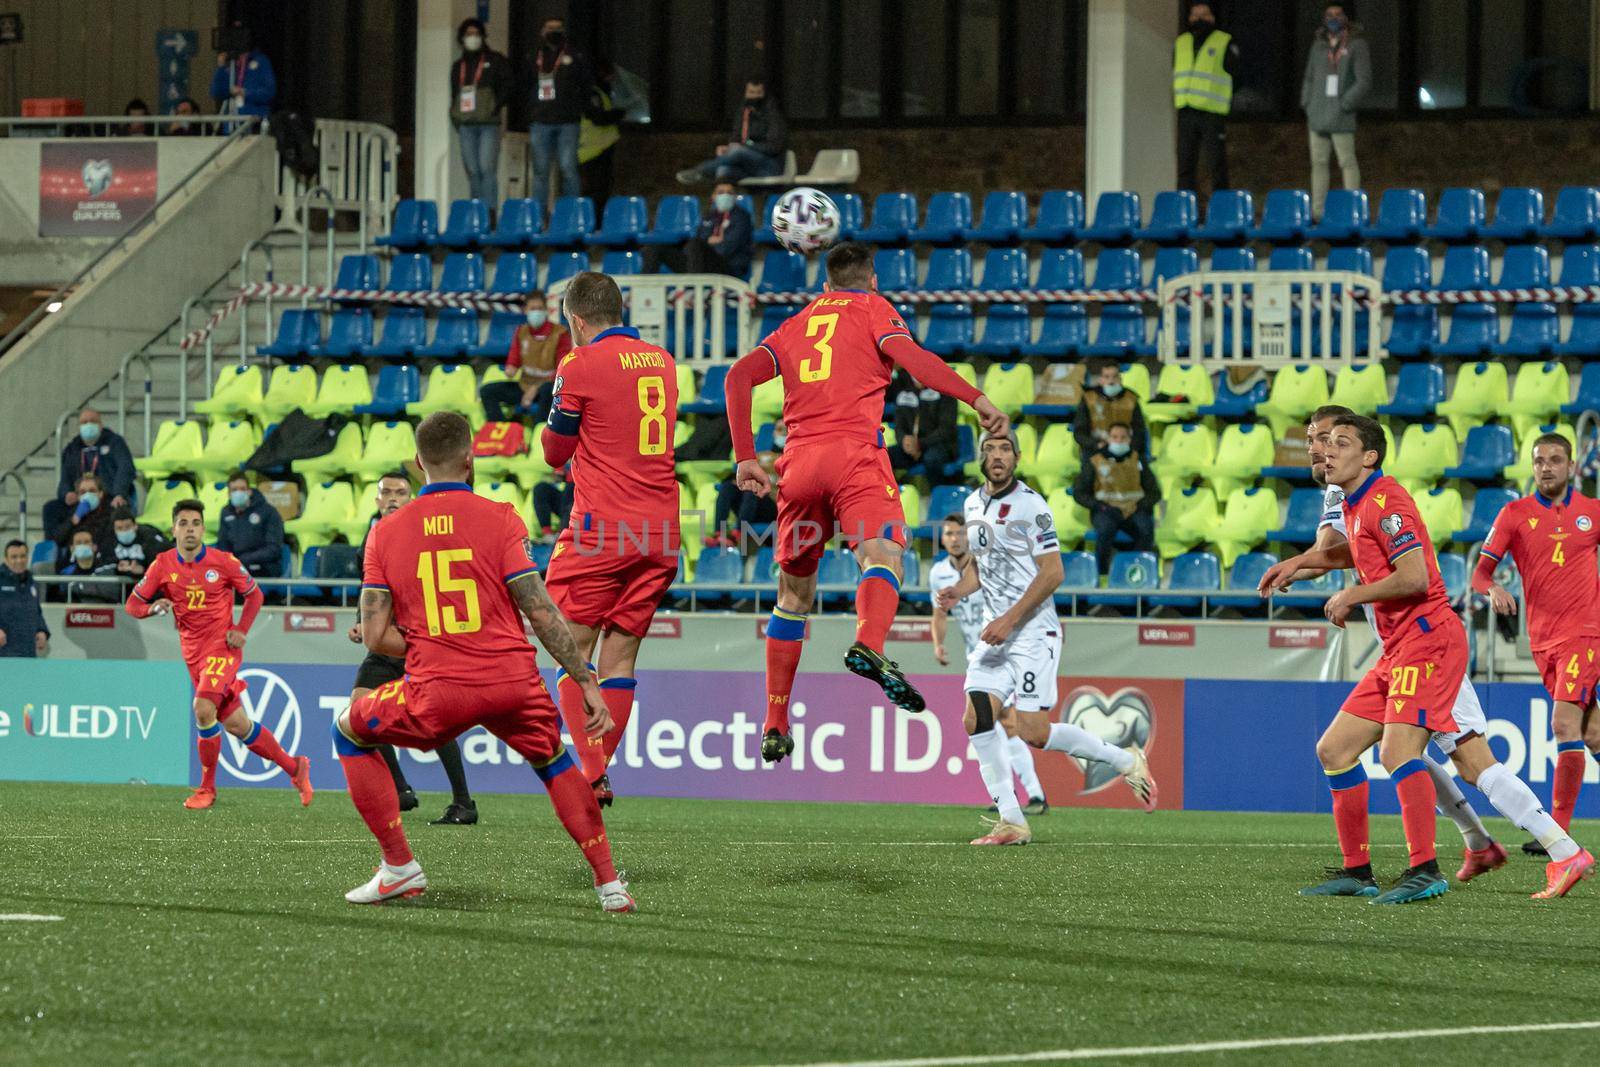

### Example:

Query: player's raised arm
xmin=877 ymin=333 xmax=1008 ymax=439
xmin=358 ymin=586 xmax=408 ymax=658
xmin=507 ymin=570 xmax=612 ymax=737
xmin=1469 ymin=514 xmax=1519 ymax=616
xmin=1322 ymin=545 xmax=1428 ymax=628
xmin=1257 ymin=541 xmax=1355 ymax=597
xmin=726 ymin=345 xmax=780 ymax=496
xmin=124 ymin=560 xmax=170 ymax=618
xmin=980 ymin=548 xmax=1063 ymax=647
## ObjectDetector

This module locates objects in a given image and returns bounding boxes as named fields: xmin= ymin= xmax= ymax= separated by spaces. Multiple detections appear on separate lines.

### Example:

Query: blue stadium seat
xmin=922 ymin=248 xmax=972 ymax=291
xmin=1545 ymin=186 xmax=1600 ymax=241
xmin=979 ymin=247 xmax=1028 ymax=291
xmin=1197 ymin=369 xmax=1268 ymax=418
xmin=1209 ymin=246 xmax=1256 ymax=272
xmin=586 ymin=195 xmax=648 ymax=248
xmin=833 ymin=192 xmax=864 ymax=239
xmin=333 ymin=253 xmax=380 ymax=293
xmin=693 ymin=548 xmax=744 ymax=600
xmin=1143 ymin=247 xmax=1200 ymax=356
xmin=1082 ymin=248 xmax=1145 ymax=358
xmin=1365 ymin=188 xmax=1428 ymax=242
xmin=1445 ymin=424 xmax=1516 ymax=481
xmin=1034 ymin=246 xmax=1085 ymax=289
xmin=1021 ymin=249 xmax=1087 ymax=358
xmin=922 ymin=486 xmax=968 ymax=537
xmin=1327 ymin=245 xmax=1373 ymax=275
xmin=923 ymin=305 xmax=974 ymax=357
xmin=1135 ymin=190 xmax=1198 ymax=244
xmin=530 ymin=196 xmax=596 ymax=247
xmin=753 ymin=194 xmax=780 ymax=246
xmin=1223 ymin=552 xmax=1279 ymax=604
xmin=1498 ymin=243 xmax=1552 ymax=289
xmin=732 ymin=547 xmax=779 ymax=606
xmin=1054 ymin=551 xmax=1099 ymax=608
xmin=636 ymin=195 xmax=700 ymax=247
xmin=1425 ymin=187 xmax=1486 ymax=243
xmin=894 ymin=303 xmax=920 ymax=341
xmin=855 ymin=192 xmax=918 ymax=245
xmin=544 ymin=251 xmax=588 ymax=288
xmin=415 ymin=309 xmax=479 ymax=358
xmin=962 ymin=190 xmax=1028 ymax=245
xmin=680 ymin=364 xmax=730 ymax=414
xmin=1267 ymin=488 xmax=1326 ymax=544
xmin=874 ymin=248 xmax=916 ymax=291
xmin=439 ymin=198 xmax=490 ymax=248
xmin=1494 ymin=303 xmax=1560 ymax=358
xmin=1090 ymin=550 xmax=1160 ymax=608
xmin=758 ymin=305 xmax=796 ymax=337
xmin=438 ymin=252 xmax=485 ymax=293
xmin=489 ymin=251 xmax=539 ymax=295
xmin=316 ymin=307 xmax=374 ymax=358
xmin=385 ymin=252 xmax=432 ymax=292
xmin=969 ymin=305 xmax=1029 ymax=357
xmin=1080 ymin=191 xmax=1140 ymax=245
xmin=1269 ymin=245 xmax=1314 ymax=272
xmin=1274 ymin=568 xmax=1343 ymax=611
xmin=1437 ymin=244 xmax=1491 ymax=291
xmin=816 ymin=548 xmax=861 ymax=608
xmin=910 ymin=191 xmax=972 ymax=244
xmin=471 ymin=311 xmax=522 ymax=359
xmin=257 ymin=309 xmax=321 ymax=358
xmin=600 ymin=249 xmax=643 ymax=275
xmin=367 ymin=308 xmax=428 ymax=358
xmin=356 ymin=364 xmax=421 ymax=415
xmin=1308 ymin=188 xmax=1369 ymax=243
xmin=1204 ymin=246 xmax=1256 ymax=355
xmin=1558 ymin=245 xmax=1600 ymax=357
xmin=757 ymin=250 xmax=810 ymax=293
xmin=1193 ymin=189 xmax=1254 ymax=245
xmin=1020 ymin=189 xmax=1085 ymax=244
xmin=1090 ymin=247 xmax=1141 ymax=290
xmin=375 ymin=199 xmax=438 ymax=249
xmin=1482 ymin=187 xmax=1544 ymax=242
xmin=484 ymin=198 xmax=543 ymax=248
xmin=1380 ymin=245 xmax=1436 ymax=358
xmin=1562 ymin=362 xmax=1600 ymax=415
xmin=1250 ymin=189 xmax=1312 ymax=243
xmin=1148 ymin=551 xmax=1221 ymax=610
xmin=1438 ymin=552 xmax=1469 ymax=605
xmin=1454 ymin=488 xmax=1518 ymax=543
xmin=1376 ymin=362 xmax=1446 ymax=417
xmin=1428 ymin=245 xmax=1495 ymax=357
xmin=289 ymin=546 xmax=328 ymax=601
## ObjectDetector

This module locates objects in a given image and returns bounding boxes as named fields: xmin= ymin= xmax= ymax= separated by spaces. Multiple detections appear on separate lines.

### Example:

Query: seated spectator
xmin=677 ymin=78 xmax=788 ymax=185
xmin=57 ymin=529 xmax=120 ymax=602
xmin=480 ymin=294 xmax=571 ymax=423
xmin=124 ymin=98 xmax=152 ymax=136
xmin=169 ymin=97 xmax=203 ymax=136
xmin=886 ymin=369 xmax=958 ymax=479
xmin=1074 ymin=422 xmax=1160 ymax=576
xmin=43 ymin=408 xmax=134 ymax=537
xmin=215 ymin=472 xmax=285 ymax=579
xmin=642 ymin=182 xmax=754 ymax=279
xmin=1073 ymin=361 xmax=1148 ymax=456
xmin=532 ymin=467 xmax=574 ymax=540
xmin=51 ymin=473 xmax=113 ymax=557
xmin=0 ymin=539 xmax=50 ymax=658
xmin=101 ymin=506 xmax=170 ymax=583
xmin=712 ymin=421 xmax=783 ymax=544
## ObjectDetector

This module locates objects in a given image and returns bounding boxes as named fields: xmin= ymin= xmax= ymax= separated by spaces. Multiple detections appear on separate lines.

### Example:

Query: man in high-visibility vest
xmin=1173 ymin=2 xmax=1239 ymax=194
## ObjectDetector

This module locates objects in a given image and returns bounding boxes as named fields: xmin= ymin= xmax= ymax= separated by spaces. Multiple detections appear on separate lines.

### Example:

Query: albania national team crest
xmin=1061 ymin=685 xmax=1154 ymax=793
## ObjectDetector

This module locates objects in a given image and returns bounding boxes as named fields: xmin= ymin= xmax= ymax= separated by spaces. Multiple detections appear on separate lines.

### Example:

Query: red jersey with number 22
xmin=361 ymin=484 xmax=542 ymax=686
xmin=758 ymin=290 xmax=913 ymax=449
xmin=1479 ymin=489 xmax=1600 ymax=653
xmin=1341 ymin=472 xmax=1455 ymax=645
xmin=131 ymin=547 xmax=256 ymax=661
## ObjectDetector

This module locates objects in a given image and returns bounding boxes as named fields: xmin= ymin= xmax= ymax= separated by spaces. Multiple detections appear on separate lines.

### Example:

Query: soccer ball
xmin=770 ymin=187 xmax=841 ymax=255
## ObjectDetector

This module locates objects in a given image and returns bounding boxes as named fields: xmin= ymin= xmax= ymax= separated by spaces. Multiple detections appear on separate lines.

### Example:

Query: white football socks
xmin=970 ymin=728 xmax=1024 ymax=825
xmin=1477 ymin=763 xmax=1579 ymax=862
xmin=1046 ymin=722 xmax=1134 ymax=773
xmin=1000 ymin=728 xmax=1044 ymax=800
xmin=1424 ymin=753 xmax=1494 ymax=851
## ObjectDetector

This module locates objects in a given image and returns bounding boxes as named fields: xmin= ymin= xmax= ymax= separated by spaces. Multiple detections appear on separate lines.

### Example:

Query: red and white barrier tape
xmin=178 ymin=283 xmax=525 ymax=350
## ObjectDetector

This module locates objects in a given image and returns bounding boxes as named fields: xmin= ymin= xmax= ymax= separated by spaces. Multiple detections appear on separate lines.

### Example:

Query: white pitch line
xmin=0 ymin=836 xmax=369 ymax=844
xmin=0 ymin=914 xmax=64 ymax=922
xmin=736 ymin=1020 xmax=1600 ymax=1067
xmin=729 ymin=841 xmax=1399 ymax=849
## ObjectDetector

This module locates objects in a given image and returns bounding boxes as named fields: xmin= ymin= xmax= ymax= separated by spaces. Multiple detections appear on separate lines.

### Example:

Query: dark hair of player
xmin=1308 ymin=404 xmax=1354 ymax=424
xmin=1331 ymin=414 xmax=1386 ymax=467
xmin=564 ymin=271 xmax=623 ymax=326
xmin=172 ymin=498 xmax=205 ymax=522
xmin=824 ymin=241 xmax=874 ymax=289
xmin=415 ymin=411 xmax=473 ymax=470
xmin=1533 ymin=432 xmax=1572 ymax=460
xmin=379 ymin=469 xmax=411 ymax=484
xmin=5 ymin=539 xmax=25 ymax=553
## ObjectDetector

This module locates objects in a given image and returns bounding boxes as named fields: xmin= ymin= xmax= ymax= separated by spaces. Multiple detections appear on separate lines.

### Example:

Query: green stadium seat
xmin=293 ymin=422 xmax=364 ymax=481
xmin=1435 ymin=361 xmax=1508 ymax=438
xmin=283 ymin=481 xmax=357 ymax=541
xmin=191 ymin=420 xmax=259 ymax=481
xmin=354 ymin=420 xmax=417 ymax=478
xmin=1255 ymin=365 xmax=1330 ymax=438
xmin=1328 ymin=363 xmax=1388 ymax=416
xmin=477 ymin=480 xmax=531 ymax=521
xmin=752 ymin=375 xmax=785 ymax=426
xmin=1506 ymin=361 xmax=1571 ymax=437
xmin=1414 ymin=486 xmax=1464 ymax=546
xmin=1022 ymin=423 xmax=1079 ymax=495
xmin=406 ymin=364 xmax=482 ymax=422
xmin=980 ymin=362 xmax=1035 ymax=419
xmin=133 ymin=420 xmax=204 ymax=478
xmin=197 ymin=480 xmax=230 ymax=535
xmin=1143 ymin=364 xmax=1213 ymax=426
xmin=1208 ymin=423 xmax=1276 ymax=498
xmin=135 ymin=478 xmax=196 ymax=527
xmin=1151 ymin=422 xmax=1217 ymax=485
xmin=1211 ymin=487 xmax=1279 ymax=568
xmin=1119 ymin=361 xmax=1152 ymax=403
xmin=898 ymin=483 xmax=924 ymax=527
xmin=1046 ymin=488 xmax=1090 ymax=549
xmin=1387 ymin=422 xmax=1458 ymax=485
xmin=498 ymin=423 xmax=554 ymax=486
xmin=1157 ymin=485 xmax=1220 ymax=559
xmin=335 ymin=481 xmax=382 ymax=543
xmin=258 ymin=364 xmax=319 ymax=423
xmin=1504 ymin=422 xmax=1577 ymax=485
xmin=194 ymin=364 xmax=264 ymax=419
xmin=304 ymin=364 xmax=372 ymax=417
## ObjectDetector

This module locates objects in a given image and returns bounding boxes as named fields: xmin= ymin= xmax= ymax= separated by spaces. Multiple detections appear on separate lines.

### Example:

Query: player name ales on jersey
xmin=929 ymin=556 xmax=985 ymax=655
xmin=962 ymin=480 xmax=1060 ymax=638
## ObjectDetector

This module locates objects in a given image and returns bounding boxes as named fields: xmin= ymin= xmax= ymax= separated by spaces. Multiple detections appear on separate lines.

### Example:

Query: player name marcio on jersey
xmin=616 ymin=350 xmax=667 ymax=370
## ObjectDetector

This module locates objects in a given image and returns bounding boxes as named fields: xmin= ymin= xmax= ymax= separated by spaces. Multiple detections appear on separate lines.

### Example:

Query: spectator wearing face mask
xmin=640 ymin=182 xmax=754 ymax=279
xmin=1073 ymin=361 xmax=1149 ymax=456
xmin=450 ymin=18 xmax=514 ymax=210
xmin=44 ymin=407 xmax=134 ymax=538
xmin=1301 ymin=2 xmax=1370 ymax=217
xmin=479 ymin=293 xmax=572 ymax=422
xmin=0 ymin=539 xmax=50 ymax=658
xmin=101 ymin=506 xmax=170 ymax=582
xmin=57 ymin=528 xmax=121 ymax=602
xmin=677 ymin=79 xmax=788 ymax=185
xmin=527 ymin=15 xmax=593 ymax=208
xmin=51 ymin=473 xmax=113 ymax=559
xmin=215 ymin=472 xmax=285 ymax=579
xmin=1074 ymin=422 xmax=1160 ymax=576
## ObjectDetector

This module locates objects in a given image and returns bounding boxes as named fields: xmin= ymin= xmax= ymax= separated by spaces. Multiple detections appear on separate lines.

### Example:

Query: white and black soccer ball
xmin=770 ymin=186 xmax=841 ymax=255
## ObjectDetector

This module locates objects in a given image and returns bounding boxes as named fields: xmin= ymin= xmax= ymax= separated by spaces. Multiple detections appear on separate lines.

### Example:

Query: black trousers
xmin=1176 ymin=108 xmax=1228 ymax=193
xmin=533 ymin=481 xmax=574 ymax=532
xmin=886 ymin=443 xmax=955 ymax=480
xmin=1091 ymin=507 xmax=1155 ymax=575
xmin=642 ymin=238 xmax=733 ymax=276
xmin=480 ymin=380 xmax=553 ymax=423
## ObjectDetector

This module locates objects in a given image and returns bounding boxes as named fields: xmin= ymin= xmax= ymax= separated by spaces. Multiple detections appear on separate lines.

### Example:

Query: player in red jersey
xmin=334 ymin=412 xmax=633 ymax=911
xmin=540 ymin=272 xmax=680 ymax=807
xmin=1263 ymin=416 xmax=1593 ymax=901
xmin=125 ymin=497 xmax=312 ymax=810
xmin=1474 ymin=432 xmax=1600 ymax=852
xmin=724 ymin=242 xmax=1009 ymax=762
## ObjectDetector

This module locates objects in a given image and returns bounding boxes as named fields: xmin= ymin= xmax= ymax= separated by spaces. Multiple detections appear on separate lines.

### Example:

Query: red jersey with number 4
xmin=130 ymin=547 xmax=257 ymax=662
xmin=361 ymin=483 xmax=541 ymax=686
xmin=548 ymin=326 xmax=679 ymax=550
xmin=1479 ymin=489 xmax=1600 ymax=653
xmin=1341 ymin=472 xmax=1456 ymax=645
xmin=758 ymin=290 xmax=913 ymax=449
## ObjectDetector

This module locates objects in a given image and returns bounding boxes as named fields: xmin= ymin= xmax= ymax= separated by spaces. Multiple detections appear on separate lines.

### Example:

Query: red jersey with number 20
xmin=1479 ymin=489 xmax=1600 ymax=653
xmin=1341 ymin=472 xmax=1456 ymax=645
xmin=361 ymin=484 xmax=542 ymax=686
xmin=130 ymin=547 xmax=256 ymax=661
xmin=758 ymin=290 xmax=913 ymax=449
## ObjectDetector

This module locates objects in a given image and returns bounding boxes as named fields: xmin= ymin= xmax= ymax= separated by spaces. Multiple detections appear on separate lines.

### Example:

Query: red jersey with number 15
xmin=758 ymin=290 xmax=913 ymax=449
xmin=1341 ymin=472 xmax=1456 ymax=645
xmin=1479 ymin=489 xmax=1600 ymax=653
xmin=361 ymin=484 xmax=541 ymax=685
xmin=130 ymin=547 xmax=256 ymax=661
xmin=549 ymin=326 xmax=680 ymax=551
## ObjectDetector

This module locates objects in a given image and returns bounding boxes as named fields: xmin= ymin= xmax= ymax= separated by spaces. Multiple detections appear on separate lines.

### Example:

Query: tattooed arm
xmin=508 ymin=572 xmax=613 ymax=737
xmin=359 ymin=587 xmax=409 ymax=657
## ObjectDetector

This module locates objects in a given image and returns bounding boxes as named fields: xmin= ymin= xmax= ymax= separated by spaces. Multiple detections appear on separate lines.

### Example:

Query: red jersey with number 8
xmin=361 ymin=484 xmax=541 ymax=685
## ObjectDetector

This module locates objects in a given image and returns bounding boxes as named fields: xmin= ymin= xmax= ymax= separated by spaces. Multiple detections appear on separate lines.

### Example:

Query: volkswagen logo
xmin=220 ymin=668 xmax=301 ymax=782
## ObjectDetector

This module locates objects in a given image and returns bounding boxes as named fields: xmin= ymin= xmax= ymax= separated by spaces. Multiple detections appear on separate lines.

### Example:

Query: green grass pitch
xmin=2 ymin=782 xmax=1598 ymax=1066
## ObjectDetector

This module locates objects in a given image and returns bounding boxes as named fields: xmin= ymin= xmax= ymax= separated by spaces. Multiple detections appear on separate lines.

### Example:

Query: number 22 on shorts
xmin=800 ymin=312 xmax=837 ymax=382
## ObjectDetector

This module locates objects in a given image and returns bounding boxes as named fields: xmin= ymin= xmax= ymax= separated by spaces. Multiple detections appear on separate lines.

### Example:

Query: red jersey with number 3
xmin=130 ymin=547 xmax=256 ymax=662
xmin=361 ymin=483 xmax=541 ymax=685
xmin=758 ymin=290 xmax=913 ymax=449
xmin=548 ymin=326 xmax=679 ymax=550
xmin=1479 ymin=489 xmax=1600 ymax=653
xmin=1341 ymin=472 xmax=1456 ymax=644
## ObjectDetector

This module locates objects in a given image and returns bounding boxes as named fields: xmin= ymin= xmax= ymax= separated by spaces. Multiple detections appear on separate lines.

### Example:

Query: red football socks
xmin=854 ymin=565 xmax=901 ymax=653
xmin=1326 ymin=766 xmax=1371 ymax=870
xmin=340 ymin=749 xmax=414 ymax=867
xmin=764 ymin=609 xmax=807 ymax=735
xmin=1552 ymin=744 xmax=1588 ymax=830
xmin=599 ymin=679 xmax=636 ymax=765
xmin=244 ymin=721 xmax=298 ymax=775
xmin=557 ymin=673 xmax=608 ymax=783
xmin=541 ymin=756 xmax=617 ymax=885
xmin=197 ymin=725 xmax=222 ymax=793
xmin=1392 ymin=759 xmax=1438 ymax=867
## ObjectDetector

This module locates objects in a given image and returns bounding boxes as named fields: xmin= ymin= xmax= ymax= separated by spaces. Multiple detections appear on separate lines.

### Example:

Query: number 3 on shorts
xmin=799 ymin=313 xmax=837 ymax=383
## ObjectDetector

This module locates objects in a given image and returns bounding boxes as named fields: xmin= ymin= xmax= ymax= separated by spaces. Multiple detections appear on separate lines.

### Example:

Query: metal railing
xmin=1158 ymin=269 xmax=1384 ymax=366
xmin=0 ymin=472 xmax=26 ymax=543
xmin=546 ymin=273 xmax=754 ymax=362
xmin=274 ymin=120 xmax=399 ymax=242
xmin=0 ymin=115 xmax=246 ymax=136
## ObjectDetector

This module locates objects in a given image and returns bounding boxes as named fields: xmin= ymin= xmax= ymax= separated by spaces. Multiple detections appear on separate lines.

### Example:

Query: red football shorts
xmin=1534 ymin=636 xmax=1600 ymax=709
xmin=186 ymin=645 xmax=242 ymax=706
xmin=348 ymin=673 xmax=563 ymax=766
xmin=544 ymin=538 xmax=678 ymax=637
xmin=773 ymin=439 xmax=906 ymax=576
xmin=1341 ymin=619 xmax=1467 ymax=734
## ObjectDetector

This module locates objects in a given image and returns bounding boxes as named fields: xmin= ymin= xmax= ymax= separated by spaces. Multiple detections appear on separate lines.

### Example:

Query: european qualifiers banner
xmin=39 ymin=141 xmax=157 ymax=237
